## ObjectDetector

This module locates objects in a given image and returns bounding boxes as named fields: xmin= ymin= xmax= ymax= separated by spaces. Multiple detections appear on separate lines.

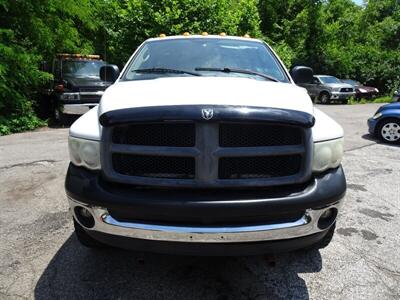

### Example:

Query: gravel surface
xmin=0 ymin=103 xmax=399 ymax=299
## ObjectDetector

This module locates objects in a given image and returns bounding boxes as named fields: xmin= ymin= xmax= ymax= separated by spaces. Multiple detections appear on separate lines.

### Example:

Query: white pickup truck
xmin=66 ymin=35 xmax=346 ymax=255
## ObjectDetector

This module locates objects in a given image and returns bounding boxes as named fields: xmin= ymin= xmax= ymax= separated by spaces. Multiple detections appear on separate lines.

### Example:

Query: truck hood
xmin=64 ymin=76 xmax=111 ymax=91
xmin=99 ymin=77 xmax=314 ymax=116
xmin=325 ymin=83 xmax=354 ymax=89
xmin=356 ymin=85 xmax=377 ymax=92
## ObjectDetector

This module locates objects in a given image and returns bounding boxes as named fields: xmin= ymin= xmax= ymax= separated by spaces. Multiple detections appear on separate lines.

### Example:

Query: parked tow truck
xmin=42 ymin=54 xmax=111 ymax=124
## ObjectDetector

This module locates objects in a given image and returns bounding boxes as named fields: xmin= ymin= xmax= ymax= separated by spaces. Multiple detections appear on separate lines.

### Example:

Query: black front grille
xmin=103 ymin=118 xmax=310 ymax=187
xmin=219 ymin=123 xmax=302 ymax=147
xmin=112 ymin=154 xmax=195 ymax=179
xmin=113 ymin=123 xmax=195 ymax=147
xmin=80 ymin=87 xmax=107 ymax=92
xmin=340 ymin=88 xmax=353 ymax=92
xmin=79 ymin=94 xmax=102 ymax=103
xmin=219 ymin=155 xmax=302 ymax=179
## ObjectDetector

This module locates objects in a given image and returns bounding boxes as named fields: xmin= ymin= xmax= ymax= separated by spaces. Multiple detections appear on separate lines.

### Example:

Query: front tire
xmin=377 ymin=118 xmax=400 ymax=144
xmin=74 ymin=219 xmax=105 ymax=248
xmin=319 ymin=92 xmax=331 ymax=104
xmin=54 ymin=107 xmax=73 ymax=126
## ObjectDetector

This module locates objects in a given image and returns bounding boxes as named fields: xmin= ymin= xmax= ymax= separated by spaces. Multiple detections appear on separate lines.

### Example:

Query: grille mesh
xmin=106 ymin=121 xmax=307 ymax=186
xmin=219 ymin=155 xmax=301 ymax=179
xmin=79 ymin=94 xmax=102 ymax=103
xmin=113 ymin=123 xmax=195 ymax=147
xmin=113 ymin=154 xmax=195 ymax=179
xmin=219 ymin=123 xmax=302 ymax=147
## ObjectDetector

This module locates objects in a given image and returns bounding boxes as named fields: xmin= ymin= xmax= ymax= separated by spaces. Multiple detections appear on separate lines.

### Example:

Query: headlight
xmin=374 ymin=88 xmax=379 ymax=93
xmin=60 ymin=93 xmax=80 ymax=101
xmin=68 ymin=136 xmax=101 ymax=170
xmin=372 ymin=112 xmax=382 ymax=119
xmin=359 ymin=88 xmax=367 ymax=93
xmin=313 ymin=138 xmax=344 ymax=172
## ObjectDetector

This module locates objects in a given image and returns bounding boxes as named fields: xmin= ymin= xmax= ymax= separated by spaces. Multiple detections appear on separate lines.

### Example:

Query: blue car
xmin=368 ymin=102 xmax=400 ymax=143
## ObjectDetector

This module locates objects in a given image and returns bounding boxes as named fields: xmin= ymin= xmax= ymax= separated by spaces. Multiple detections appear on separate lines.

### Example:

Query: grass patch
xmin=0 ymin=114 xmax=47 ymax=136
xmin=348 ymin=96 xmax=392 ymax=105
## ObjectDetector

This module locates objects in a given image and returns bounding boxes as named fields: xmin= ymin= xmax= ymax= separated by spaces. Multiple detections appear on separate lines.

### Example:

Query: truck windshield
xmin=319 ymin=76 xmax=341 ymax=84
xmin=62 ymin=60 xmax=105 ymax=78
xmin=342 ymin=79 xmax=360 ymax=86
xmin=124 ymin=38 xmax=289 ymax=82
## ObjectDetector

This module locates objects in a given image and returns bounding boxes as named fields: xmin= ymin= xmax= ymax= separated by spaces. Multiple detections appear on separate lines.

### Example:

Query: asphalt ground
xmin=0 ymin=103 xmax=399 ymax=299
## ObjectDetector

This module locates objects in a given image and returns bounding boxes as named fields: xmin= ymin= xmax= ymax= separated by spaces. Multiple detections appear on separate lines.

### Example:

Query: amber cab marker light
xmin=201 ymin=32 xmax=208 ymax=36
xmin=219 ymin=32 xmax=227 ymax=36
xmin=159 ymin=33 xmax=166 ymax=38
xmin=183 ymin=32 xmax=190 ymax=36
xmin=243 ymin=34 xmax=250 ymax=38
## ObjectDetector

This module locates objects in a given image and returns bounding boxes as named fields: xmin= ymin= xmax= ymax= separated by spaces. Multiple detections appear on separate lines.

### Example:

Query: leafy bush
xmin=0 ymin=29 xmax=51 ymax=135
xmin=0 ymin=0 xmax=99 ymax=134
xmin=98 ymin=0 xmax=262 ymax=66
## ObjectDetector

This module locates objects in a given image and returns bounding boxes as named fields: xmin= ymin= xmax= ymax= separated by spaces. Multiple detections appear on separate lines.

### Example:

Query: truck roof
xmin=145 ymin=34 xmax=263 ymax=43
xmin=56 ymin=53 xmax=102 ymax=60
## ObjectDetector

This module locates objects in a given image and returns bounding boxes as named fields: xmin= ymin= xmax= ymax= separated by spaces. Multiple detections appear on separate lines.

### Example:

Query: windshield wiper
xmin=195 ymin=67 xmax=279 ymax=82
xmin=132 ymin=68 xmax=201 ymax=76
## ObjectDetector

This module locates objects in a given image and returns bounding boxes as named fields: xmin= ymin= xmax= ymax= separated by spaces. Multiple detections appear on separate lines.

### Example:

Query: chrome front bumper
xmin=331 ymin=91 xmax=355 ymax=99
xmin=62 ymin=104 xmax=98 ymax=115
xmin=68 ymin=197 xmax=341 ymax=243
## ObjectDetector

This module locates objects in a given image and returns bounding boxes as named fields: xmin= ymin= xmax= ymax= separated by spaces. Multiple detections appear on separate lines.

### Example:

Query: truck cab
xmin=66 ymin=35 xmax=346 ymax=255
xmin=47 ymin=54 xmax=111 ymax=123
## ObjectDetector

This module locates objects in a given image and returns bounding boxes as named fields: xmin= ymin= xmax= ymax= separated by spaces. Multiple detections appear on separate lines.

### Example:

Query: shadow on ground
xmin=35 ymin=234 xmax=322 ymax=300
xmin=361 ymin=134 xmax=400 ymax=148
xmin=47 ymin=116 xmax=78 ymax=129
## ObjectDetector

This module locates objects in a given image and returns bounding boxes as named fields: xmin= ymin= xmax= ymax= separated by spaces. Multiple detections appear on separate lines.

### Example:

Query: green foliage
xmin=0 ymin=0 xmax=99 ymax=134
xmin=97 ymin=0 xmax=261 ymax=66
xmin=0 ymin=29 xmax=51 ymax=135
xmin=0 ymin=113 xmax=46 ymax=135
xmin=258 ymin=0 xmax=400 ymax=93
xmin=1 ymin=0 xmax=400 ymax=134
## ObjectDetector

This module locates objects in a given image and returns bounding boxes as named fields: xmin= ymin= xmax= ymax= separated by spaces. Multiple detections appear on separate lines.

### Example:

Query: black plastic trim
xmin=65 ymin=164 xmax=346 ymax=222
xmin=99 ymin=105 xmax=315 ymax=128
xmin=59 ymin=100 xmax=99 ymax=105
xmin=86 ymin=229 xmax=330 ymax=256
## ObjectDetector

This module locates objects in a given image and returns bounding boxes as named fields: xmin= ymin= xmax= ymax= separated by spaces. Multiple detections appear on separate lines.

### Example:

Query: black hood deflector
xmin=99 ymin=105 xmax=315 ymax=128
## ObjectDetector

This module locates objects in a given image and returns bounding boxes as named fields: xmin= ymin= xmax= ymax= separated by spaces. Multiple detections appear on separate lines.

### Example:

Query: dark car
xmin=42 ymin=54 xmax=112 ymax=123
xmin=341 ymin=79 xmax=379 ymax=99
xmin=368 ymin=102 xmax=400 ymax=143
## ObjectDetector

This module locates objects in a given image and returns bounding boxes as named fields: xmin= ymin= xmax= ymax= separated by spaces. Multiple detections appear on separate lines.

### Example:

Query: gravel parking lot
xmin=0 ymin=103 xmax=399 ymax=299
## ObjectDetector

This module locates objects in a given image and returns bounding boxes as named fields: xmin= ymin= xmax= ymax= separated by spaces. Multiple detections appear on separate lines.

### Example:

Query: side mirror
xmin=100 ymin=65 xmax=120 ymax=83
xmin=290 ymin=66 xmax=314 ymax=84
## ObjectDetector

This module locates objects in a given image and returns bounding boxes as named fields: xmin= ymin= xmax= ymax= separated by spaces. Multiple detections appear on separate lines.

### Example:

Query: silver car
xmin=300 ymin=75 xmax=355 ymax=104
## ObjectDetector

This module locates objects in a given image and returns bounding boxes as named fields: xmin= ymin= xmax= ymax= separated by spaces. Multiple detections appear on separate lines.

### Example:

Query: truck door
xmin=308 ymin=77 xmax=323 ymax=98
